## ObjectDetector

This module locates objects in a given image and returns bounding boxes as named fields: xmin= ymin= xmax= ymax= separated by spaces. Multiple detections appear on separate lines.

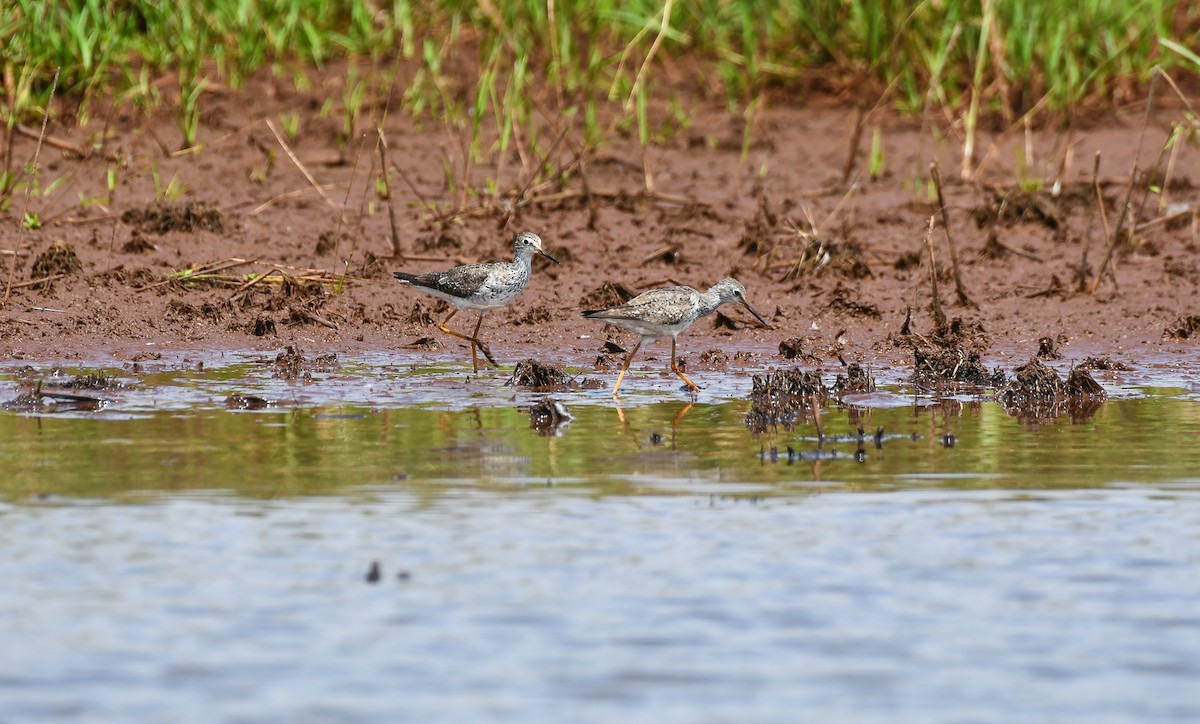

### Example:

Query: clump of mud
xmin=506 ymin=359 xmax=570 ymax=390
xmin=1164 ymin=315 xmax=1200 ymax=340
xmin=515 ymin=305 xmax=554 ymax=325
xmin=31 ymin=241 xmax=82 ymax=279
xmin=46 ymin=372 xmax=124 ymax=391
xmin=1036 ymin=336 xmax=1063 ymax=360
xmin=1077 ymin=356 xmax=1132 ymax=372
xmin=272 ymin=345 xmax=339 ymax=380
xmin=971 ymin=189 xmax=1064 ymax=229
xmin=827 ymin=284 xmax=880 ymax=318
xmin=697 ymin=349 xmax=729 ymax=368
xmin=525 ymin=397 xmax=573 ymax=436
xmin=778 ymin=337 xmax=821 ymax=364
xmin=579 ymin=281 xmax=635 ymax=310
xmin=904 ymin=317 xmax=1006 ymax=388
xmin=833 ymin=363 xmax=876 ymax=397
xmin=121 ymin=201 xmax=222 ymax=234
xmin=995 ymin=358 xmax=1106 ymax=423
xmin=745 ymin=369 xmax=829 ymax=434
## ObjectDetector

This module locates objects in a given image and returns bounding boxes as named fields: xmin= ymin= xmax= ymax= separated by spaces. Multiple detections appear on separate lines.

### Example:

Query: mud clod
xmin=996 ymin=358 xmax=1106 ymax=423
xmin=121 ymin=232 xmax=156 ymax=254
xmin=972 ymin=190 xmax=1063 ymax=229
xmin=745 ymin=369 xmax=829 ymax=433
xmin=31 ymin=241 xmax=82 ymax=279
xmin=121 ymin=201 xmax=222 ymax=234
xmin=272 ymin=345 xmax=337 ymax=380
xmin=252 ymin=315 xmax=277 ymax=336
xmin=833 ymin=363 xmax=876 ymax=396
xmin=698 ymin=349 xmax=729 ymax=367
xmin=579 ymin=281 xmax=636 ymax=310
xmin=1036 ymin=336 xmax=1062 ymax=360
xmin=1077 ymin=356 xmax=1132 ymax=372
xmin=506 ymin=359 xmax=570 ymax=390
xmin=1164 ymin=315 xmax=1200 ymax=340
xmin=515 ymin=305 xmax=554 ymax=325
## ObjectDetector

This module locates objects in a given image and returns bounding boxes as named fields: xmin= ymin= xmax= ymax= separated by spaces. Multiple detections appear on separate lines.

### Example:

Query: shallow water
xmin=2 ymin=356 xmax=1200 ymax=722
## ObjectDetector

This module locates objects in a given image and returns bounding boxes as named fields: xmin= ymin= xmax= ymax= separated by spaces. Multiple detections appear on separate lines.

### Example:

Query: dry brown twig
xmin=930 ymin=163 xmax=974 ymax=307
xmin=4 ymin=67 xmax=60 ymax=309
xmin=1091 ymin=71 xmax=1158 ymax=294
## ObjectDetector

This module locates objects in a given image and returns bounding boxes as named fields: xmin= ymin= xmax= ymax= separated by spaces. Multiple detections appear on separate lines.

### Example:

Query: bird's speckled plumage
xmin=583 ymin=278 xmax=765 ymax=339
xmin=394 ymin=231 xmax=557 ymax=371
xmin=394 ymin=231 xmax=555 ymax=311
xmin=583 ymin=277 xmax=767 ymax=396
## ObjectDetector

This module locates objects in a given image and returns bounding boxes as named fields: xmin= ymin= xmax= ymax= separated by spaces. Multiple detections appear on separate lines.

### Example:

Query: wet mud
xmin=0 ymin=64 xmax=1197 ymax=391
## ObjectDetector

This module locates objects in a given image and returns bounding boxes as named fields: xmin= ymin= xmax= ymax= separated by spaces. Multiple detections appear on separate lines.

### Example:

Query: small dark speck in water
xmin=396 ymin=571 xmax=411 ymax=582
xmin=366 ymin=562 xmax=381 ymax=584
xmin=393 ymin=472 xmax=409 ymax=481
xmin=649 ymin=432 xmax=664 ymax=446
xmin=943 ymin=434 xmax=957 ymax=447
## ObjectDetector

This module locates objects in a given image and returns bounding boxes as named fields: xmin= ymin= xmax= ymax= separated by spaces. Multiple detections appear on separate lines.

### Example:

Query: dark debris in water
xmin=1036 ymin=336 xmax=1063 ymax=360
xmin=272 ymin=345 xmax=339 ymax=381
xmin=995 ymin=358 xmax=1106 ymax=423
xmin=3 ymin=382 xmax=106 ymax=412
xmin=506 ymin=359 xmax=599 ymax=392
xmin=745 ymin=369 xmax=830 ymax=434
xmin=905 ymin=318 xmax=1006 ymax=388
xmin=525 ymin=397 xmax=573 ymax=436
xmin=225 ymin=393 xmax=272 ymax=410
xmin=778 ymin=337 xmax=821 ymax=364
xmin=832 ymin=363 xmax=876 ymax=397
xmin=46 ymin=372 xmax=124 ymax=391
xmin=1077 ymin=356 xmax=1133 ymax=372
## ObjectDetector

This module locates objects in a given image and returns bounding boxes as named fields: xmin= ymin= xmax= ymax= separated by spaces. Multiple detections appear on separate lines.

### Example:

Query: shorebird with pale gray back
xmin=583 ymin=277 xmax=768 ymax=397
xmin=394 ymin=231 xmax=558 ymax=372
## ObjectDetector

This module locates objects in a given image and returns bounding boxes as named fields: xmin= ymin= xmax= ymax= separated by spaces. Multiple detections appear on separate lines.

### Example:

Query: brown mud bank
xmin=1 ymin=67 xmax=1198 ymax=376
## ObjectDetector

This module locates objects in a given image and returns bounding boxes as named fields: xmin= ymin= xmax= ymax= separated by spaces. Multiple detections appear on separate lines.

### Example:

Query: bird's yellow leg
xmin=611 ymin=339 xmax=642 ymax=398
xmin=436 ymin=308 xmax=482 ymax=373
xmin=671 ymin=338 xmax=701 ymax=393
xmin=469 ymin=313 xmax=499 ymax=368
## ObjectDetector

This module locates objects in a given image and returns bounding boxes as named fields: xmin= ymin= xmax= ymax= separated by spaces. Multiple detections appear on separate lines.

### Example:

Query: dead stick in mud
xmin=6 ymin=273 xmax=68 ymax=291
xmin=1090 ymin=152 xmax=1111 ymax=278
xmin=499 ymin=125 xmax=571 ymax=231
xmin=376 ymin=129 xmax=403 ymax=258
xmin=247 ymin=183 xmax=342 ymax=216
xmin=930 ymin=163 xmax=974 ymax=307
xmin=265 ymin=117 xmax=350 ymax=227
xmin=4 ymin=67 xmax=59 ymax=309
xmin=923 ymin=215 xmax=947 ymax=330
xmin=840 ymin=103 xmax=866 ymax=188
xmin=13 ymin=124 xmax=88 ymax=159
xmin=1091 ymin=71 xmax=1157 ymax=295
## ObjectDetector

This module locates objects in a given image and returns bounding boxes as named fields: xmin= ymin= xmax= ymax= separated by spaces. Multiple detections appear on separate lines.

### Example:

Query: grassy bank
xmin=2 ymin=1 xmax=1198 ymax=162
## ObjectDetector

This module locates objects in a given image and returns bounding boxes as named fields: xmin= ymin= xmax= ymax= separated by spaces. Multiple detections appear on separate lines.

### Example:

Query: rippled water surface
xmin=2 ymin=356 xmax=1199 ymax=722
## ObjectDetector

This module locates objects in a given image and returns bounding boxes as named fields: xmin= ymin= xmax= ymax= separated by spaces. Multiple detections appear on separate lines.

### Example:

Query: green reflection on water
xmin=2 ymin=394 xmax=1199 ymax=501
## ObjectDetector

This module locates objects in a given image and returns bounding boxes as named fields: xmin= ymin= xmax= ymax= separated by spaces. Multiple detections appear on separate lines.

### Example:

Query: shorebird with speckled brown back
xmin=583 ymin=277 xmax=768 ymax=397
xmin=394 ymin=231 xmax=558 ymax=372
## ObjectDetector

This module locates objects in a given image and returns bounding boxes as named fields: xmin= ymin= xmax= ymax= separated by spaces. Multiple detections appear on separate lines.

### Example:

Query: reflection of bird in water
xmin=394 ymin=231 xmax=558 ymax=372
xmin=584 ymin=278 xmax=768 ymax=397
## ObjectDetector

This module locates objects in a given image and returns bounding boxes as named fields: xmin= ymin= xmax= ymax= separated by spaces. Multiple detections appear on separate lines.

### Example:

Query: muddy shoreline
xmin=1 ymin=69 xmax=1197 ymax=372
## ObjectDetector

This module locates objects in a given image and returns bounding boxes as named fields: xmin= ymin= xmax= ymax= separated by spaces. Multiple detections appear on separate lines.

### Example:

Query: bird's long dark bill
xmin=539 ymin=250 xmax=561 ymax=265
xmin=743 ymin=301 xmax=768 ymax=327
